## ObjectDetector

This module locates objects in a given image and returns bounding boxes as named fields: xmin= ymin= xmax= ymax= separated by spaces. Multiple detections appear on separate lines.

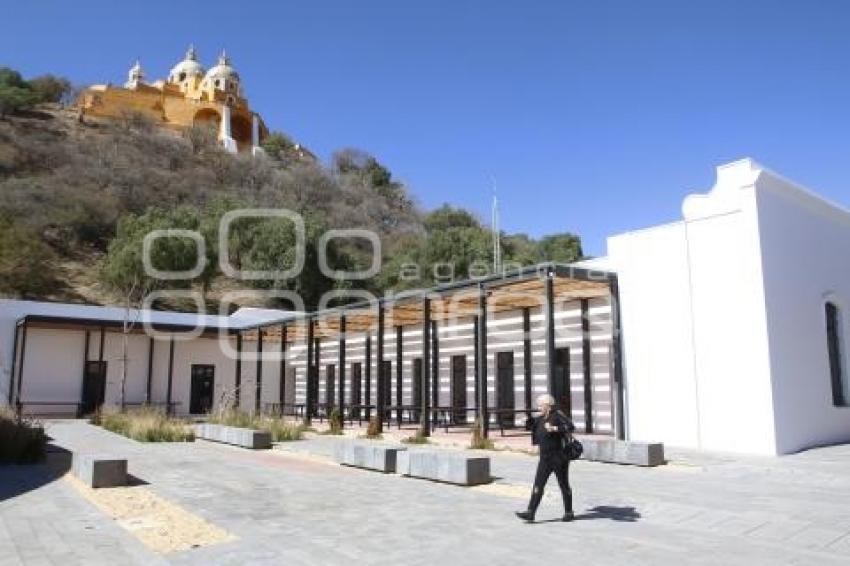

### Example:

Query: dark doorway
xmin=496 ymin=352 xmax=515 ymax=428
xmin=351 ymin=362 xmax=362 ymax=418
xmin=326 ymin=365 xmax=335 ymax=407
xmin=451 ymin=355 xmax=467 ymax=424
xmin=381 ymin=360 xmax=392 ymax=418
xmin=81 ymin=361 xmax=107 ymax=415
xmin=553 ymin=347 xmax=571 ymax=418
xmin=190 ymin=364 xmax=215 ymax=414
xmin=412 ymin=358 xmax=422 ymax=422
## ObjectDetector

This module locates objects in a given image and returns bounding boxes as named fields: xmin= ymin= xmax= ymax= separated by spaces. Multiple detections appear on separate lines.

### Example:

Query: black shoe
xmin=562 ymin=511 xmax=575 ymax=522
xmin=515 ymin=510 xmax=535 ymax=522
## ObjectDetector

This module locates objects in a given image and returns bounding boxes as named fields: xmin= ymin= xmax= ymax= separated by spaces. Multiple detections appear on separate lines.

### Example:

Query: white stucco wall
xmin=607 ymin=159 xmax=778 ymax=454
xmin=606 ymin=221 xmax=701 ymax=449
xmin=754 ymin=169 xmax=850 ymax=454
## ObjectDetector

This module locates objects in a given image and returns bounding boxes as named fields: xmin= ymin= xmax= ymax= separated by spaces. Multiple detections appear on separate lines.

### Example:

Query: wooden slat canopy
xmin=241 ymin=263 xmax=613 ymax=343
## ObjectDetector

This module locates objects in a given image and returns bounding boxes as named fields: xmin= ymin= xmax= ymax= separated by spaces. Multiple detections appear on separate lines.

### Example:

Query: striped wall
xmin=280 ymin=296 xmax=615 ymax=434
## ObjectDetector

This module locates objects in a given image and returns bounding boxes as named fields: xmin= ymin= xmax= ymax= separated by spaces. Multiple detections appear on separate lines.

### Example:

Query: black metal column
xmin=477 ymin=287 xmax=489 ymax=437
xmin=304 ymin=319 xmax=314 ymax=426
xmin=314 ymin=335 xmax=321 ymax=417
xmin=420 ymin=297 xmax=431 ymax=437
xmin=544 ymin=270 xmax=556 ymax=396
xmin=166 ymin=336 xmax=175 ymax=415
xmin=376 ymin=306 xmax=385 ymax=432
xmin=581 ymin=298 xmax=593 ymax=433
xmin=8 ymin=323 xmax=20 ymax=406
xmin=395 ymin=326 xmax=403 ymax=425
xmin=235 ymin=332 xmax=243 ymax=410
xmin=522 ymin=307 xmax=532 ymax=415
xmin=365 ymin=334 xmax=372 ymax=421
xmin=14 ymin=321 xmax=28 ymax=412
xmin=145 ymin=336 xmax=154 ymax=405
xmin=610 ymin=276 xmax=626 ymax=440
xmin=431 ymin=319 xmax=439 ymax=426
xmin=256 ymin=329 xmax=264 ymax=414
xmin=279 ymin=325 xmax=287 ymax=415
xmin=473 ymin=316 xmax=479 ymax=415
xmin=78 ymin=329 xmax=90 ymax=416
xmin=338 ymin=315 xmax=346 ymax=428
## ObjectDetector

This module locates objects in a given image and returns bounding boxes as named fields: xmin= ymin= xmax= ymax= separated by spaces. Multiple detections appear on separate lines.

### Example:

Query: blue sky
xmin=3 ymin=0 xmax=849 ymax=255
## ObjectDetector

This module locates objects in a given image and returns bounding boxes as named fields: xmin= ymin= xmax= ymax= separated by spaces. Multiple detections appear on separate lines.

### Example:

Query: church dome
xmin=204 ymin=51 xmax=240 ymax=91
xmin=169 ymin=46 xmax=205 ymax=83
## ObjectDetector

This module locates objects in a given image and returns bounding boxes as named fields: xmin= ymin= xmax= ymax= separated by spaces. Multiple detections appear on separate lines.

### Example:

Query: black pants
xmin=527 ymin=454 xmax=572 ymax=515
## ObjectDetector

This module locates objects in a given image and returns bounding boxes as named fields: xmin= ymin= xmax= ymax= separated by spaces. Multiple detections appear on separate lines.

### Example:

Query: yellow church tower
xmin=78 ymin=46 xmax=268 ymax=154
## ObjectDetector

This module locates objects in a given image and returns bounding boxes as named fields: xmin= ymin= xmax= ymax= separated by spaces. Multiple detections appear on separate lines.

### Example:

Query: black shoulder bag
xmin=557 ymin=412 xmax=583 ymax=460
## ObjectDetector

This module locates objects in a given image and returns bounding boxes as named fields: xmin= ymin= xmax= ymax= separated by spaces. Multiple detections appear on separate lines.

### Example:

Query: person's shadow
xmin=537 ymin=505 xmax=641 ymax=523
xmin=576 ymin=505 xmax=641 ymax=522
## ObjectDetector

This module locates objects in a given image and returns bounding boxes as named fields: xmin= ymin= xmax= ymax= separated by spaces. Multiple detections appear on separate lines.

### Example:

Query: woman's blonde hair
xmin=536 ymin=393 xmax=556 ymax=407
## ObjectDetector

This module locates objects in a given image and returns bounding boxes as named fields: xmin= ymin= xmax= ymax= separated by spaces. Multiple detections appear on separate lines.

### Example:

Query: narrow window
xmin=826 ymin=302 xmax=847 ymax=406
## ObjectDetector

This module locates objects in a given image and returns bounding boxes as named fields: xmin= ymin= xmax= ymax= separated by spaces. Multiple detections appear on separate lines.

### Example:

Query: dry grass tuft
xmin=94 ymin=407 xmax=194 ymax=442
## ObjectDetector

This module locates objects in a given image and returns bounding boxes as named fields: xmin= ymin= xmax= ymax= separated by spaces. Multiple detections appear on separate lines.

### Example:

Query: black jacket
xmin=525 ymin=410 xmax=575 ymax=458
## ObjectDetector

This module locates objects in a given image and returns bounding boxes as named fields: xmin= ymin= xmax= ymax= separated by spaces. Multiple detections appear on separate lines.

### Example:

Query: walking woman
xmin=516 ymin=393 xmax=575 ymax=522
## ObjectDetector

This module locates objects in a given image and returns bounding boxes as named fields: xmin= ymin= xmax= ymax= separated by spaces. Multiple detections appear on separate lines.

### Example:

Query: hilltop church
xmin=78 ymin=47 xmax=268 ymax=154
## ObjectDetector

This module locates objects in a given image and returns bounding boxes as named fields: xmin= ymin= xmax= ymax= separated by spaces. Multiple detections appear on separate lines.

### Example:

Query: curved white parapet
xmin=682 ymin=158 xmax=764 ymax=221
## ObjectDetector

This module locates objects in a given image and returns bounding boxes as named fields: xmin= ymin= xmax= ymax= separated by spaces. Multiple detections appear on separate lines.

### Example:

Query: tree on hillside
xmin=27 ymin=74 xmax=72 ymax=104
xmin=537 ymin=233 xmax=583 ymax=263
xmin=261 ymin=131 xmax=295 ymax=162
xmin=331 ymin=148 xmax=413 ymax=221
xmin=101 ymin=207 xmax=208 ymax=408
xmin=240 ymin=212 xmax=359 ymax=310
xmin=0 ymin=68 xmax=40 ymax=118
xmin=423 ymin=204 xmax=480 ymax=232
xmin=376 ymin=205 xmax=493 ymax=290
xmin=0 ymin=217 xmax=56 ymax=298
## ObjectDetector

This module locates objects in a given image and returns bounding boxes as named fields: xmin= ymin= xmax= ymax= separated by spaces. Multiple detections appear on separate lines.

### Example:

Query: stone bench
xmin=333 ymin=440 xmax=406 ymax=473
xmin=195 ymin=423 xmax=272 ymax=449
xmin=580 ymin=438 xmax=664 ymax=467
xmin=72 ymin=453 xmax=127 ymax=488
xmin=396 ymin=450 xmax=491 ymax=486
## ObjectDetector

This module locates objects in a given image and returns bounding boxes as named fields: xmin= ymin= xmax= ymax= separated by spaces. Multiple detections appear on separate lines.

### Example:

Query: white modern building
xmin=1 ymin=158 xmax=848 ymax=456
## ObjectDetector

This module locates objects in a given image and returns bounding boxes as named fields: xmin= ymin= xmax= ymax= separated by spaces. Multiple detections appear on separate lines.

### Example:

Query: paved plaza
xmin=4 ymin=422 xmax=850 ymax=565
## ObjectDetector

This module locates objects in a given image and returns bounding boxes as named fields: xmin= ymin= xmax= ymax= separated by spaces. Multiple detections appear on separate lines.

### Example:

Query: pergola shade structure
xmin=6 ymin=264 xmax=622 ymax=438
xmin=238 ymin=264 xmax=624 ymax=439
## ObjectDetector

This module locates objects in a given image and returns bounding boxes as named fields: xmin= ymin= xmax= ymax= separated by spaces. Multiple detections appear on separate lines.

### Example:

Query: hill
xmin=0 ymin=68 xmax=584 ymax=311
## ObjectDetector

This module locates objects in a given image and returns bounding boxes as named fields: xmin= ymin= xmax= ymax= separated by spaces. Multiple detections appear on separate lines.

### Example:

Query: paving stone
xmin=6 ymin=421 xmax=850 ymax=565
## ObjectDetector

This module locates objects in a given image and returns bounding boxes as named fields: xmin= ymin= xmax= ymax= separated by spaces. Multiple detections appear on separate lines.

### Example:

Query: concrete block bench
xmin=396 ymin=450 xmax=491 ymax=486
xmin=195 ymin=423 xmax=272 ymax=449
xmin=72 ymin=453 xmax=127 ymax=488
xmin=580 ymin=438 xmax=664 ymax=467
xmin=333 ymin=440 xmax=406 ymax=473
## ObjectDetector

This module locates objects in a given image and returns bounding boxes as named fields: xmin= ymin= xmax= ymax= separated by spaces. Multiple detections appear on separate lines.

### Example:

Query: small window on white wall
xmin=826 ymin=302 xmax=848 ymax=406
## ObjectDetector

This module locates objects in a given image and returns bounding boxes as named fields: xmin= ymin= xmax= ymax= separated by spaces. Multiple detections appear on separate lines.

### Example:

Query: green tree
xmin=261 ymin=131 xmax=294 ymax=161
xmin=100 ymin=207 xmax=205 ymax=302
xmin=537 ymin=233 xmax=583 ymax=263
xmin=423 ymin=204 xmax=480 ymax=232
xmin=27 ymin=74 xmax=72 ymax=103
xmin=243 ymin=212 xmax=356 ymax=309
xmin=0 ymin=67 xmax=40 ymax=117
xmin=0 ymin=218 xmax=56 ymax=298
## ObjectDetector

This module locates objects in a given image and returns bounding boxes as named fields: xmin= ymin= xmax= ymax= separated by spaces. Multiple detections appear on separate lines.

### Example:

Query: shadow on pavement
xmin=0 ymin=443 xmax=71 ymax=502
xmin=575 ymin=505 xmax=641 ymax=522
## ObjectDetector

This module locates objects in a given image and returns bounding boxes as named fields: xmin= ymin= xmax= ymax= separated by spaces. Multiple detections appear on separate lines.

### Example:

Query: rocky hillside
xmin=0 ymin=98 xmax=583 ymax=311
